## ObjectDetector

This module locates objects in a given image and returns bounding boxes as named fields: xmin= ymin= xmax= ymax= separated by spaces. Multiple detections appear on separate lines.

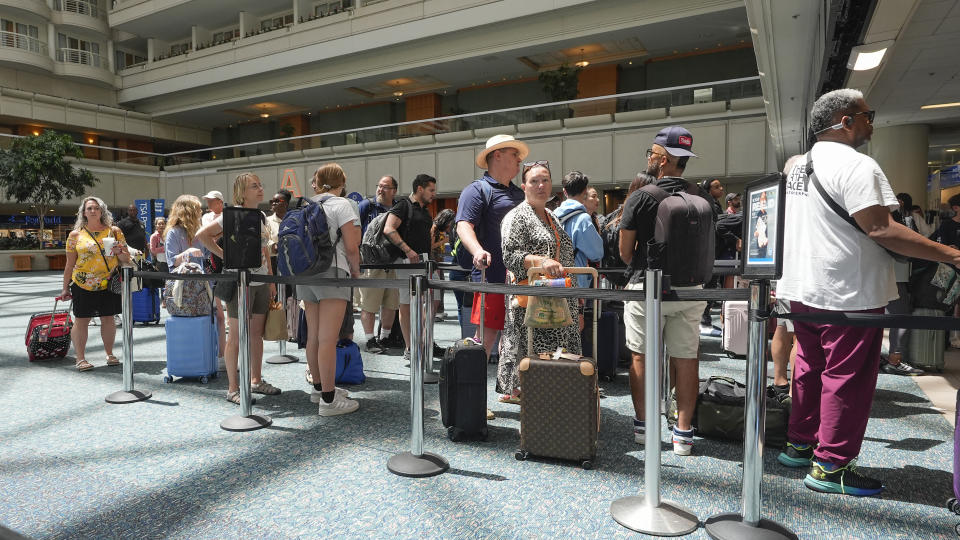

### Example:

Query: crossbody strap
xmin=804 ymin=153 xmax=862 ymax=233
xmin=84 ymin=227 xmax=117 ymax=273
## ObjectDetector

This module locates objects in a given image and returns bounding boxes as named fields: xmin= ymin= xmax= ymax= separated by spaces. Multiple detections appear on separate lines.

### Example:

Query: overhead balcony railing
xmin=0 ymin=32 xmax=48 ymax=56
xmin=55 ymin=0 xmax=103 ymax=19
xmin=7 ymin=76 xmax=763 ymax=168
xmin=56 ymin=47 xmax=107 ymax=69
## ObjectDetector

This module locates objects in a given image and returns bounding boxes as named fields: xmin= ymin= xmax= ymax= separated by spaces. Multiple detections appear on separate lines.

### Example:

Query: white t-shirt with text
xmin=776 ymin=141 xmax=898 ymax=310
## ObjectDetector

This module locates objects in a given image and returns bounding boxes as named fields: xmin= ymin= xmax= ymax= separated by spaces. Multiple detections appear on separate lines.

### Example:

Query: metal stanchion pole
xmin=387 ymin=273 xmax=449 ymax=477
xmin=266 ymin=282 xmax=298 ymax=364
xmin=106 ymin=265 xmax=152 ymax=404
xmin=611 ymin=269 xmax=698 ymax=536
xmin=705 ymin=279 xmax=797 ymax=540
xmin=422 ymin=258 xmax=439 ymax=384
xmin=222 ymin=270 xmax=272 ymax=432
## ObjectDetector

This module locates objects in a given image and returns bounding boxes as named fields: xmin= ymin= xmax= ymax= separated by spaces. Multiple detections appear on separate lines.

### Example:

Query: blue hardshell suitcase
xmin=132 ymin=287 xmax=161 ymax=324
xmin=164 ymin=315 xmax=218 ymax=383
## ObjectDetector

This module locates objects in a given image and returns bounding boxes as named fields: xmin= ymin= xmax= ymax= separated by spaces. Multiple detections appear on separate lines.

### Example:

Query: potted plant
xmin=538 ymin=64 xmax=581 ymax=119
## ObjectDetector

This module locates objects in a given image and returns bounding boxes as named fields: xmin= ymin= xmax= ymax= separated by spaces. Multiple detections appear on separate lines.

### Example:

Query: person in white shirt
xmin=201 ymin=190 xmax=226 ymax=361
xmin=775 ymin=88 xmax=960 ymax=497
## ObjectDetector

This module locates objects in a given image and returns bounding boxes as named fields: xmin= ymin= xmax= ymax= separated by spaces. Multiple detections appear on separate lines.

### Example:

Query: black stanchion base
xmin=105 ymin=390 xmax=152 ymax=404
xmin=220 ymin=414 xmax=273 ymax=432
xmin=265 ymin=354 xmax=298 ymax=364
xmin=387 ymin=451 xmax=449 ymax=478
xmin=704 ymin=513 xmax=798 ymax=540
xmin=610 ymin=495 xmax=699 ymax=536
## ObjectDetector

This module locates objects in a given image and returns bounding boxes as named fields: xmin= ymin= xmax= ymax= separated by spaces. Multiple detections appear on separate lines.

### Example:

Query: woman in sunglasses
xmin=496 ymin=160 xmax=580 ymax=404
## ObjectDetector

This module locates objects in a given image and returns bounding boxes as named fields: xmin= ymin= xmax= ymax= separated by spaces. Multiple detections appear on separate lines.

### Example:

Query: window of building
xmin=169 ymin=41 xmax=190 ymax=57
xmin=1 ymin=19 xmax=41 ymax=53
xmin=115 ymin=49 xmax=145 ymax=69
xmin=314 ymin=1 xmax=350 ymax=17
xmin=211 ymin=28 xmax=239 ymax=45
xmin=57 ymin=33 xmax=102 ymax=67
xmin=259 ymin=13 xmax=293 ymax=32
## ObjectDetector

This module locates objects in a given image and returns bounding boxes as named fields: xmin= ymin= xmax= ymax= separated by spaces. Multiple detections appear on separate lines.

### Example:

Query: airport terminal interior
xmin=2 ymin=0 xmax=960 ymax=538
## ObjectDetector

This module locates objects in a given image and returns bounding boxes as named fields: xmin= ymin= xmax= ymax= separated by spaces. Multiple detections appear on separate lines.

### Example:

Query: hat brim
xmin=476 ymin=140 xmax=530 ymax=169
xmin=663 ymin=147 xmax=697 ymax=158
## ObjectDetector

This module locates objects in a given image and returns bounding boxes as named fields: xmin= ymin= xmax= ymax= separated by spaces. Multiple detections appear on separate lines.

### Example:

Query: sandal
xmin=498 ymin=394 xmax=521 ymax=405
xmin=76 ymin=359 xmax=94 ymax=371
xmin=225 ymin=390 xmax=256 ymax=405
xmin=106 ymin=355 xmax=120 ymax=366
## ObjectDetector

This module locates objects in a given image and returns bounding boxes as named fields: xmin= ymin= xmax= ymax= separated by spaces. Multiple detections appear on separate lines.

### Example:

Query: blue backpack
xmin=277 ymin=196 xmax=341 ymax=276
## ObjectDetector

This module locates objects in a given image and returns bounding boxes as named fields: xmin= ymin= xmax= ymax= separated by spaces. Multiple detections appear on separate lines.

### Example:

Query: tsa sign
xmin=136 ymin=199 xmax=150 ymax=232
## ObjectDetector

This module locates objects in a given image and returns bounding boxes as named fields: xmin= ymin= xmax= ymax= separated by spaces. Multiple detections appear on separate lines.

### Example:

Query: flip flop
xmin=76 ymin=359 xmax=94 ymax=371
xmin=498 ymin=394 xmax=521 ymax=405
xmin=106 ymin=355 xmax=120 ymax=366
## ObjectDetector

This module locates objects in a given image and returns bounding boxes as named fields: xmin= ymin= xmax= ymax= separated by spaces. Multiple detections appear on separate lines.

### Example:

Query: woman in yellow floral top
xmin=61 ymin=196 xmax=133 ymax=371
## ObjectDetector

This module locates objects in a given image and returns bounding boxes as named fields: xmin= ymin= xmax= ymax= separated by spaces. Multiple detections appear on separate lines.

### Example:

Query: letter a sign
xmin=280 ymin=169 xmax=302 ymax=197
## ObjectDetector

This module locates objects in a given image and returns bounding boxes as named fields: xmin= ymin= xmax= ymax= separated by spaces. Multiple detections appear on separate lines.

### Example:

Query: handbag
xmin=804 ymin=153 xmax=909 ymax=263
xmin=264 ymin=300 xmax=288 ymax=341
xmin=516 ymin=214 xmax=567 ymax=309
xmin=86 ymin=227 xmax=123 ymax=294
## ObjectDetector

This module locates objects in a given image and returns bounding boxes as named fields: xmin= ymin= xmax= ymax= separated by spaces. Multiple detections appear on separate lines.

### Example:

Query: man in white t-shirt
xmin=776 ymin=88 xmax=960 ymax=497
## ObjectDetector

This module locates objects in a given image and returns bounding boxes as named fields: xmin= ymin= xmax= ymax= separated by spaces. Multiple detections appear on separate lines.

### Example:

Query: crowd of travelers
xmin=57 ymin=86 xmax=960 ymax=499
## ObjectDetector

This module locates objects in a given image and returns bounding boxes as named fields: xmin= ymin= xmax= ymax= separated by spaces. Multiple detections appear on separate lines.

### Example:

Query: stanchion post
xmin=386 ymin=272 xmax=449 ymax=478
xmin=422 ymin=258 xmax=439 ymax=384
xmin=266 ymin=281 xmax=298 ymax=364
xmin=105 ymin=265 xmax=152 ymax=404
xmin=221 ymin=270 xmax=272 ymax=432
xmin=610 ymin=269 xmax=698 ymax=536
xmin=704 ymin=279 xmax=797 ymax=540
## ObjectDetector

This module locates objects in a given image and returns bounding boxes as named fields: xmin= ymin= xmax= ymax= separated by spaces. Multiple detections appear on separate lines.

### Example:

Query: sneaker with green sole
xmin=778 ymin=442 xmax=815 ymax=468
xmin=803 ymin=459 xmax=884 ymax=497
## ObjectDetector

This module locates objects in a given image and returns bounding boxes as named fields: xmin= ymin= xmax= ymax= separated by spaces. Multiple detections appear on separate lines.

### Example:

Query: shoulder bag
xmin=86 ymin=227 xmax=123 ymax=294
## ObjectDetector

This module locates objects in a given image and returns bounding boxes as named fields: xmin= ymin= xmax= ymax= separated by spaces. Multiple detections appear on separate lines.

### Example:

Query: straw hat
xmin=475 ymin=134 xmax=529 ymax=169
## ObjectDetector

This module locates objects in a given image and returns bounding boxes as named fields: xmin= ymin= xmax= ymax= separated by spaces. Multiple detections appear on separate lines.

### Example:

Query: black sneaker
xmin=777 ymin=441 xmax=814 ymax=468
xmin=768 ymin=383 xmax=790 ymax=403
xmin=364 ymin=337 xmax=385 ymax=354
xmin=433 ymin=342 xmax=446 ymax=358
xmin=881 ymin=360 xmax=924 ymax=376
xmin=803 ymin=459 xmax=884 ymax=497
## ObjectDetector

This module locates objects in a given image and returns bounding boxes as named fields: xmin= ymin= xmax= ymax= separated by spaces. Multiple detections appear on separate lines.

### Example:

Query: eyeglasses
xmin=522 ymin=160 xmax=550 ymax=172
xmin=851 ymin=110 xmax=876 ymax=124
xmin=646 ymin=149 xmax=667 ymax=160
xmin=377 ymin=184 xmax=396 ymax=190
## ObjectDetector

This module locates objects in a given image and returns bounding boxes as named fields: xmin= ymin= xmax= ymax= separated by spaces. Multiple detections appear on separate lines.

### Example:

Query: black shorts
xmin=71 ymin=283 xmax=122 ymax=318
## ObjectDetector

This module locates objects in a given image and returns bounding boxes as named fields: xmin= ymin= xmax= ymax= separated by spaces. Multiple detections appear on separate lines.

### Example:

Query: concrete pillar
xmin=147 ymin=38 xmax=154 ymax=64
xmin=191 ymin=25 xmax=197 ymax=50
xmin=107 ymin=39 xmax=115 ymax=72
xmin=868 ymin=124 xmax=930 ymax=210
xmin=47 ymin=24 xmax=56 ymax=61
xmin=239 ymin=12 xmax=249 ymax=37
xmin=292 ymin=0 xmax=299 ymax=24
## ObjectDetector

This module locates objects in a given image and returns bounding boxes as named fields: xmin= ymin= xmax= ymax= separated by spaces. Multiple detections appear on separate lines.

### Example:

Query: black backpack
xmin=640 ymin=184 xmax=715 ymax=286
xmin=597 ymin=207 xmax=628 ymax=287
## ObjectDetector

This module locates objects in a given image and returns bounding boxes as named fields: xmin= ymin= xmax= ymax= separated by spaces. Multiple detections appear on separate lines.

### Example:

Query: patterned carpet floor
xmin=1 ymin=271 xmax=958 ymax=539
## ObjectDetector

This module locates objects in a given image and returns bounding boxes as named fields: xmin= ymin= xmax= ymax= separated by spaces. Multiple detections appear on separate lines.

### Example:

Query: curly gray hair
xmin=810 ymin=88 xmax=864 ymax=134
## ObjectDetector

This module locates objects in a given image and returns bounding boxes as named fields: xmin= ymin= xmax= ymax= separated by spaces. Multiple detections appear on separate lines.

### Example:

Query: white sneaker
xmin=317 ymin=392 xmax=359 ymax=416
xmin=672 ymin=427 xmax=694 ymax=456
xmin=310 ymin=387 xmax=350 ymax=403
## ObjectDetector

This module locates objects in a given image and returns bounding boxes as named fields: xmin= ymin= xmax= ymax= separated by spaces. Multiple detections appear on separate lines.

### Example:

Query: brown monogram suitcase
xmin=515 ymin=268 xmax=599 ymax=469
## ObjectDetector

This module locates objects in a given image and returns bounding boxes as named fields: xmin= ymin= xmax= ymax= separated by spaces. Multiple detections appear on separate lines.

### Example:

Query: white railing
xmin=57 ymin=47 xmax=108 ymax=69
xmin=55 ymin=0 xmax=103 ymax=18
xmin=0 ymin=32 xmax=48 ymax=56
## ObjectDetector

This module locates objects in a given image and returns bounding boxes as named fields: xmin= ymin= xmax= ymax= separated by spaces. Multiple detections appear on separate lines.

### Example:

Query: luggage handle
xmin=476 ymin=267 xmax=485 ymax=345
xmin=40 ymin=297 xmax=73 ymax=342
xmin=525 ymin=266 xmax=598 ymax=361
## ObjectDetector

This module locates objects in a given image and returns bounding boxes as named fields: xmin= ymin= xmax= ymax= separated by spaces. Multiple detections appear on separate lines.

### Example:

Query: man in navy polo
xmin=454 ymin=134 xmax=527 ymax=364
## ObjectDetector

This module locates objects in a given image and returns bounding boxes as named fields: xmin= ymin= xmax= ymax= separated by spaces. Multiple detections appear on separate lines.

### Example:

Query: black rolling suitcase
xmin=581 ymin=307 xmax=619 ymax=381
xmin=439 ymin=270 xmax=488 ymax=441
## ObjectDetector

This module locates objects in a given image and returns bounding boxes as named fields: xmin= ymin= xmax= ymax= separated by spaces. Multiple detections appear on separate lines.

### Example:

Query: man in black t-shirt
xmin=618 ymin=126 xmax=708 ymax=457
xmin=117 ymin=204 xmax=147 ymax=253
xmin=383 ymin=174 xmax=437 ymax=362
xmin=937 ymin=194 xmax=960 ymax=248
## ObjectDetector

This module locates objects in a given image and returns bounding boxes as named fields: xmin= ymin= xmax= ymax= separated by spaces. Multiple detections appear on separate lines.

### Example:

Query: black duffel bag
xmin=692 ymin=376 xmax=789 ymax=445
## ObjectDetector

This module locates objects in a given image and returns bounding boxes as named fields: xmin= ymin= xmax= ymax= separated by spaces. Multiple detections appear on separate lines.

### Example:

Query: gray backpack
xmin=640 ymin=184 xmax=715 ymax=286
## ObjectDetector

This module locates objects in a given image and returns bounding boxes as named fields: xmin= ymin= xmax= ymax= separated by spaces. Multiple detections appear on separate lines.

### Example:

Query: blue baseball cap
xmin=653 ymin=126 xmax=697 ymax=157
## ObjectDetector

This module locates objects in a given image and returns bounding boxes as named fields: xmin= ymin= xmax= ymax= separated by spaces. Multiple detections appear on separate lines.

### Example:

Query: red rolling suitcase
xmin=26 ymin=298 xmax=73 ymax=361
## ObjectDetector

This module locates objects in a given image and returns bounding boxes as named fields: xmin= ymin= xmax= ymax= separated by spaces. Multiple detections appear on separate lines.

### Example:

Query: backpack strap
xmin=558 ymin=208 xmax=585 ymax=226
xmin=639 ymin=183 xmax=671 ymax=204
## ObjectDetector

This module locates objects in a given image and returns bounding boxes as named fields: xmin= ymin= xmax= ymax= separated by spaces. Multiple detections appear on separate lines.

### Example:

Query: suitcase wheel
xmin=200 ymin=376 xmax=209 ymax=384
xmin=514 ymin=450 xmax=529 ymax=461
xmin=163 ymin=375 xmax=173 ymax=384
xmin=580 ymin=459 xmax=593 ymax=470
xmin=447 ymin=426 xmax=460 ymax=442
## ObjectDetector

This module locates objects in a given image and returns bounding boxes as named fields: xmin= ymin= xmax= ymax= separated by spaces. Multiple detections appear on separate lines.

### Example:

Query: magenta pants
xmin=788 ymin=301 xmax=885 ymax=466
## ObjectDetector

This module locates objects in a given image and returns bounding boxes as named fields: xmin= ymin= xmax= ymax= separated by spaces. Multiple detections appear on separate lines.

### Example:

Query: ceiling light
xmin=260 ymin=112 xmax=269 ymax=118
xmin=575 ymin=48 xmax=589 ymax=68
xmin=31 ymin=130 xmax=39 ymax=136
xmin=87 ymin=137 xmax=94 ymax=144
xmin=921 ymin=102 xmax=960 ymax=110
xmin=947 ymin=149 xmax=957 ymax=152
xmin=846 ymin=40 xmax=894 ymax=71
xmin=393 ymin=90 xmax=403 ymax=97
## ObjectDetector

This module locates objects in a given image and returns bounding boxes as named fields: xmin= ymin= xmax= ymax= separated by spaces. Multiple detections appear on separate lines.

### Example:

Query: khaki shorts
xmin=358 ymin=268 xmax=399 ymax=312
xmin=226 ymin=283 xmax=272 ymax=319
xmin=623 ymin=282 xmax=706 ymax=359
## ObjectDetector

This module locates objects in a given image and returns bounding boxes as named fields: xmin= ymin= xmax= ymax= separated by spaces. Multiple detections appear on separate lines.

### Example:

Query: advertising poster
xmin=746 ymin=186 xmax=778 ymax=266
